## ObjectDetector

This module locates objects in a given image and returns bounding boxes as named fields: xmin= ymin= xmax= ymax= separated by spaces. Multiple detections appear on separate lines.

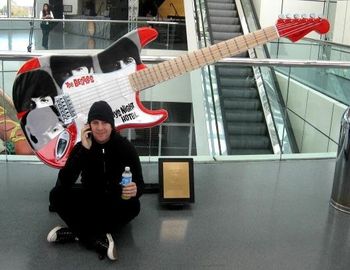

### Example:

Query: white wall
xmin=140 ymin=49 xmax=192 ymax=103
xmin=139 ymin=73 xmax=192 ymax=103
xmin=252 ymin=0 xmax=350 ymax=45
xmin=184 ymin=0 xmax=211 ymax=155
xmin=276 ymin=72 xmax=346 ymax=153
xmin=251 ymin=0 xmax=261 ymax=19
xmin=253 ymin=0 xmax=282 ymax=28
xmin=333 ymin=1 xmax=350 ymax=45
xmin=63 ymin=0 xmax=79 ymax=15
xmin=252 ymin=0 xmax=329 ymax=40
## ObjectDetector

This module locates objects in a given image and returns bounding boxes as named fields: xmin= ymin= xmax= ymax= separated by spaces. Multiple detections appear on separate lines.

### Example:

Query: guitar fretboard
xmin=128 ymin=26 xmax=278 ymax=92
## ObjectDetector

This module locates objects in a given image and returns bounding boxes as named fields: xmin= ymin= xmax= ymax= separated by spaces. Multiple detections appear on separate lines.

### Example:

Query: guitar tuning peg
xmin=310 ymin=13 xmax=316 ymax=18
xmin=286 ymin=13 xmax=293 ymax=19
xmin=293 ymin=14 xmax=301 ymax=19
xmin=301 ymin=14 xmax=309 ymax=19
xmin=278 ymin=14 xmax=286 ymax=19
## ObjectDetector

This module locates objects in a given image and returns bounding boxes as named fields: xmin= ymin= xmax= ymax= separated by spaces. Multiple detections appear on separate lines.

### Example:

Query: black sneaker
xmin=47 ymin=226 xmax=78 ymax=243
xmin=94 ymin=233 xmax=118 ymax=261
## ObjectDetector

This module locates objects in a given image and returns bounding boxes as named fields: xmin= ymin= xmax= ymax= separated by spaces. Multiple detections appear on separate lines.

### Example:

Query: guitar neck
xmin=129 ymin=25 xmax=279 ymax=92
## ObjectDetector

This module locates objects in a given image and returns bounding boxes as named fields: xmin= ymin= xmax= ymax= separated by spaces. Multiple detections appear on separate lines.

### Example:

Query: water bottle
xmin=120 ymin=166 xmax=132 ymax=200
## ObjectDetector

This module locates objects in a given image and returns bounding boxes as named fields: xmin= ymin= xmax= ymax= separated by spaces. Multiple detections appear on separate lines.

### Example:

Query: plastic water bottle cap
xmin=125 ymin=166 xmax=130 ymax=171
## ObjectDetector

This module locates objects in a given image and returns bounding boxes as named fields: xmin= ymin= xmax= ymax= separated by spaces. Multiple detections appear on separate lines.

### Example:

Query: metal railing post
xmin=330 ymin=107 xmax=350 ymax=213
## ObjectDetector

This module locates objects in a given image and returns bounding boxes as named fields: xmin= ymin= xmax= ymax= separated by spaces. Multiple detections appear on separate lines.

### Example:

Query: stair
xmin=206 ymin=0 xmax=273 ymax=154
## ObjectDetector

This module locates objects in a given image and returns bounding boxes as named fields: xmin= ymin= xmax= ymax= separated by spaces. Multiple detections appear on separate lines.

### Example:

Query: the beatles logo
xmin=65 ymin=75 xmax=95 ymax=89
xmin=114 ymin=102 xmax=139 ymax=123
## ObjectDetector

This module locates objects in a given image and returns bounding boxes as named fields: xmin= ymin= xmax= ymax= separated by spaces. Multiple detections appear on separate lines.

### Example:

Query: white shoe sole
xmin=106 ymin=233 xmax=118 ymax=260
xmin=47 ymin=226 xmax=62 ymax=242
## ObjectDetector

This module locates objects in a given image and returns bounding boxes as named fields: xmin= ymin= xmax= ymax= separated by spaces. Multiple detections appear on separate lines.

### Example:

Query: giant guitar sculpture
xmin=12 ymin=15 xmax=330 ymax=168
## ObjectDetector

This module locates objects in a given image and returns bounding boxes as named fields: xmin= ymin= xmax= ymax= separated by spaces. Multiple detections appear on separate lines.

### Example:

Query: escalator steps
xmin=223 ymin=98 xmax=261 ymax=110
xmin=229 ymin=135 xmax=270 ymax=149
xmin=221 ymin=88 xmax=258 ymax=99
xmin=227 ymin=123 xmax=267 ymax=135
xmin=225 ymin=111 xmax=264 ymax=122
xmin=206 ymin=0 xmax=272 ymax=154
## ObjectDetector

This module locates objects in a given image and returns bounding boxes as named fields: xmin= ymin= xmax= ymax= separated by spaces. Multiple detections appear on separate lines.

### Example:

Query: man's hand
xmin=81 ymin=124 xmax=92 ymax=149
xmin=122 ymin=182 xmax=137 ymax=198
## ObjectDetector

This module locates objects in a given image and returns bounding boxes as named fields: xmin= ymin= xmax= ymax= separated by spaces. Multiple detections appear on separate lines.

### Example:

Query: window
xmin=3 ymin=0 xmax=34 ymax=17
xmin=0 ymin=0 xmax=7 ymax=17
xmin=11 ymin=0 xmax=33 ymax=17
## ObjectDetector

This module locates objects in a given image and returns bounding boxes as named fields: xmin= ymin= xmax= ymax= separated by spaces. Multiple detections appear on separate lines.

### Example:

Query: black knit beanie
xmin=87 ymin=100 xmax=115 ymax=127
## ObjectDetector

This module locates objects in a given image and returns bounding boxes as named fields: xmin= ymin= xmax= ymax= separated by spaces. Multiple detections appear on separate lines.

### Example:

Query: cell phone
xmin=86 ymin=123 xmax=92 ymax=138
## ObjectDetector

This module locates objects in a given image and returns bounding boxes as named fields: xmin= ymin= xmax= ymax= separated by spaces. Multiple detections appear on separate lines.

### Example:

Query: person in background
xmin=47 ymin=100 xmax=144 ymax=261
xmin=40 ymin=3 xmax=54 ymax=49
xmin=84 ymin=0 xmax=97 ymax=16
xmin=139 ymin=0 xmax=158 ymax=17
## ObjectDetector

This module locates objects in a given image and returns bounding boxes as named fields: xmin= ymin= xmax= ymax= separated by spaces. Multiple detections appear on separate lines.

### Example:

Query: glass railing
xmin=0 ymin=54 xmax=349 ymax=162
xmin=273 ymin=63 xmax=348 ymax=155
xmin=235 ymin=0 xmax=350 ymax=109
xmin=267 ymin=39 xmax=350 ymax=62
xmin=266 ymin=39 xmax=350 ymax=105
xmin=0 ymin=18 xmax=187 ymax=52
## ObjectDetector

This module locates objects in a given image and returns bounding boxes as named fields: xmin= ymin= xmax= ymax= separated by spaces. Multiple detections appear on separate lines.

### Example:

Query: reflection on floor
xmin=1 ymin=158 xmax=350 ymax=269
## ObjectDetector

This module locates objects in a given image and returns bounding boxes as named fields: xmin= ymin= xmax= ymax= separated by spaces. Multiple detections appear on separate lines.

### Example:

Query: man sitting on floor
xmin=47 ymin=100 xmax=144 ymax=260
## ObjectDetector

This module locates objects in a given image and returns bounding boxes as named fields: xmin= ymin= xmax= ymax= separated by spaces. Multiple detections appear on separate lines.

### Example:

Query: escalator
xmin=206 ymin=0 xmax=273 ymax=154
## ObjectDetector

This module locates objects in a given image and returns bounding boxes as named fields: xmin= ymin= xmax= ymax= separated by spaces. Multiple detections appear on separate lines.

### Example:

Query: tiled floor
xmin=1 ymin=158 xmax=350 ymax=269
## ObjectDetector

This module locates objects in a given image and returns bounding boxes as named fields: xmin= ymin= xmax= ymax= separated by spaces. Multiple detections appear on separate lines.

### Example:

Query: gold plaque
xmin=159 ymin=158 xmax=194 ymax=204
xmin=163 ymin=162 xmax=190 ymax=199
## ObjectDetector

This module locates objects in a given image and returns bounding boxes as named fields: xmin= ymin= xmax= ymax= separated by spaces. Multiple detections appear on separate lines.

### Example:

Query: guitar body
xmin=12 ymin=27 xmax=168 ymax=168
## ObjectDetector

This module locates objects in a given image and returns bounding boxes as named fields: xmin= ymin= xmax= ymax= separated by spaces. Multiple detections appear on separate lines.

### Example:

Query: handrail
xmin=217 ymin=58 xmax=350 ymax=67
xmin=303 ymin=37 xmax=350 ymax=50
xmin=1 ymin=53 xmax=349 ymax=68
xmin=236 ymin=0 xmax=283 ymax=154
xmin=239 ymin=0 xmax=300 ymax=154
xmin=0 ymin=17 xmax=185 ymax=26
xmin=273 ymin=37 xmax=350 ymax=56
xmin=194 ymin=0 xmax=225 ymax=155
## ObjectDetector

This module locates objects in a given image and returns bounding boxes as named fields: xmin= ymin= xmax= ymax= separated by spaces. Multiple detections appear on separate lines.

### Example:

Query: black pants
xmin=49 ymin=185 xmax=140 ymax=245
xmin=40 ymin=23 xmax=50 ymax=49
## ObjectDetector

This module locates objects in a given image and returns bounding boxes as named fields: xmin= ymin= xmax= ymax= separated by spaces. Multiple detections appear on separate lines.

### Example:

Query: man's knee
xmin=49 ymin=186 xmax=68 ymax=207
xmin=123 ymin=199 xmax=141 ymax=221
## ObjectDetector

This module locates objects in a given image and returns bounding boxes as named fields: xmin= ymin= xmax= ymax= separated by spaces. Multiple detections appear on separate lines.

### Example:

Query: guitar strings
xmin=67 ymin=76 xmax=134 ymax=114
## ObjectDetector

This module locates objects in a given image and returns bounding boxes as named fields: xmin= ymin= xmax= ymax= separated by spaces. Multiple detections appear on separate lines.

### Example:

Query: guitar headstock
xmin=276 ymin=14 xmax=330 ymax=42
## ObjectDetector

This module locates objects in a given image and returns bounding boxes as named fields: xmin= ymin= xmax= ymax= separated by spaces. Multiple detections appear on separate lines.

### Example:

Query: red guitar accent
xmin=12 ymin=15 xmax=330 ymax=168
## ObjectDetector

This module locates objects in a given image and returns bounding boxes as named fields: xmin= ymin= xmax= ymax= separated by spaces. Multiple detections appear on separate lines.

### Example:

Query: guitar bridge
xmin=54 ymin=94 xmax=77 ymax=125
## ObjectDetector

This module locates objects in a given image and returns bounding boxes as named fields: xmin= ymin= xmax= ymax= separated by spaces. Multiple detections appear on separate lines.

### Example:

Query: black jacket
xmin=58 ymin=131 xmax=144 ymax=199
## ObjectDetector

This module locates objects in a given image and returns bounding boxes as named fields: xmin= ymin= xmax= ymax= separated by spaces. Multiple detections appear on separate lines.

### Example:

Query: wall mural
xmin=0 ymin=89 xmax=33 ymax=155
